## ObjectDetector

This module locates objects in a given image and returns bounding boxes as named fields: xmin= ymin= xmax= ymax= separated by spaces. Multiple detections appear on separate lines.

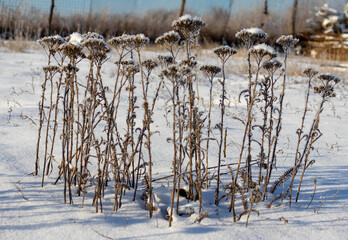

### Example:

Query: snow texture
xmin=236 ymin=27 xmax=267 ymax=38
xmin=249 ymin=43 xmax=276 ymax=56
xmin=69 ymin=32 xmax=84 ymax=47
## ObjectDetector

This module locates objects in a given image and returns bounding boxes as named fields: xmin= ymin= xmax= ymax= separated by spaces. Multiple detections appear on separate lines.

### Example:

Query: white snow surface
xmin=0 ymin=46 xmax=347 ymax=240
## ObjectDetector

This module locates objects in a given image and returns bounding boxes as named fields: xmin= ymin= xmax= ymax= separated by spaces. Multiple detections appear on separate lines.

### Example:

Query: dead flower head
xmin=108 ymin=34 xmax=131 ymax=53
xmin=142 ymin=59 xmax=158 ymax=74
xmin=314 ymin=73 xmax=341 ymax=98
xmin=161 ymin=64 xmax=181 ymax=81
xmin=158 ymin=55 xmax=174 ymax=67
xmin=126 ymin=64 xmax=140 ymax=76
xmin=179 ymin=59 xmax=197 ymax=68
xmin=235 ymin=28 xmax=267 ymax=48
xmin=318 ymin=73 xmax=341 ymax=84
xmin=58 ymin=42 xmax=85 ymax=60
xmin=155 ymin=31 xmax=180 ymax=46
xmin=116 ymin=60 xmax=139 ymax=76
xmin=262 ymin=58 xmax=282 ymax=74
xmin=38 ymin=35 xmax=66 ymax=55
xmin=248 ymin=44 xmax=277 ymax=63
xmin=83 ymin=32 xmax=104 ymax=40
xmin=125 ymin=34 xmax=150 ymax=51
xmin=43 ymin=65 xmax=60 ymax=75
xmin=61 ymin=64 xmax=79 ymax=74
xmin=213 ymin=46 xmax=238 ymax=63
xmin=82 ymin=35 xmax=111 ymax=61
xmin=303 ymin=67 xmax=318 ymax=78
xmin=314 ymin=85 xmax=336 ymax=98
xmin=200 ymin=65 xmax=221 ymax=79
xmin=276 ymin=35 xmax=299 ymax=51
xmin=172 ymin=14 xmax=207 ymax=40
xmin=179 ymin=66 xmax=192 ymax=76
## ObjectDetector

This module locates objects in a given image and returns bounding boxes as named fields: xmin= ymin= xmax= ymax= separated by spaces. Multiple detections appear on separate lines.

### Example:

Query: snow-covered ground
xmin=0 ymin=45 xmax=347 ymax=240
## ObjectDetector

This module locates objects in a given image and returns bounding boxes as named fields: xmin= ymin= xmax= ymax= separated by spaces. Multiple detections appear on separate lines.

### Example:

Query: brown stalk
xmin=288 ymin=71 xmax=315 ymax=205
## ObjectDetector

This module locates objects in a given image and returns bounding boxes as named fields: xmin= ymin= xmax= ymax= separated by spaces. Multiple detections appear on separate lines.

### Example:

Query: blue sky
xmin=1 ymin=0 xmax=346 ymax=15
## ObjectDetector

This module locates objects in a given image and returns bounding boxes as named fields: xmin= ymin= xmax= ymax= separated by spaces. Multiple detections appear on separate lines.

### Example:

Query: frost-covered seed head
xmin=61 ymin=64 xmax=79 ymax=73
xmin=276 ymin=35 xmax=299 ymax=50
xmin=200 ymin=65 xmax=221 ymax=78
xmin=179 ymin=66 xmax=192 ymax=76
xmin=213 ymin=46 xmax=238 ymax=62
xmin=179 ymin=59 xmax=197 ymax=68
xmin=155 ymin=31 xmax=180 ymax=46
xmin=318 ymin=73 xmax=341 ymax=84
xmin=313 ymin=85 xmax=336 ymax=98
xmin=248 ymin=44 xmax=277 ymax=62
xmin=142 ymin=59 xmax=158 ymax=71
xmin=158 ymin=55 xmax=174 ymax=67
xmin=38 ymin=35 xmax=66 ymax=54
xmin=126 ymin=65 xmax=140 ymax=75
xmin=58 ymin=42 xmax=85 ymax=60
xmin=83 ymin=32 xmax=104 ymax=40
xmin=82 ymin=38 xmax=110 ymax=52
xmin=262 ymin=58 xmax=282 ymax=73
xmin=82 ymin=37 xmax=111 ymax=60
xmin=125 ymin=34 xmax=149 ymax=50
xmin=303 ymin=67 xmax=318 ymax=78
xmin=43 ymin=65 xmax=60 ymax=74
xmin=109 ymin=34 xmax=149 ymax=52
xmin=172 ymin=14 xmax=207 ymax=39
xmin=82 ymin=38 xmax=110 ymax=51
xmin=162 ymin=64 xmax=181 ymax=80
xmin=118 ymin=60 xmax=136 ymax=66
xmin=108 ymin=34 xmax=130 ymax=50
xmin=235 ymin=28 xmax=267 ymax=48
xmin=314 ymin=73 xmax=340 ymax=98
xmin=38 ymin=35 xmax=66 ymax=47
xmin=116 ymin=60 xmax=138 ymax=75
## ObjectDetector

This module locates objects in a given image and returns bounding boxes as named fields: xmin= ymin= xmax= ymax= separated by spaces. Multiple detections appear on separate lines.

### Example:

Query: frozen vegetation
xmin=0 ymin=15 xmax=347 ymax=240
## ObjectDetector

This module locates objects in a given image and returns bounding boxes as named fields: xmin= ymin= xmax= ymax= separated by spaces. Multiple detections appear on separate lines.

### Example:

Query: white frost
xmin=69 ymin=32 xmax=84 ymax=47
xmin=249 ymin=43 xmax=276 ymax=56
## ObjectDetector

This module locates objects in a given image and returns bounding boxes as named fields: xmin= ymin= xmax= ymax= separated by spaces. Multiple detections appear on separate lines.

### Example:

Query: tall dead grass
xmin=0 ymin=1 xmax=324 ymax=43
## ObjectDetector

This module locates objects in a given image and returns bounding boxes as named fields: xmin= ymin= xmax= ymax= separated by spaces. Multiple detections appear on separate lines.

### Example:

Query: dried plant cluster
xmin=35 ymin=15 xmax=341 ymax=227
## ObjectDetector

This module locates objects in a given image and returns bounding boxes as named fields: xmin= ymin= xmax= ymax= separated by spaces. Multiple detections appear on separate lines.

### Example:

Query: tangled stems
xmin=257 ymin=58 xmax=282 ymax=186
xmin=235 ymin=28 xmax=268 ymax=190
xmin=35 ymin=36 xmax=66 ymax=175
xmin=234 ymin=43 xmax=276 ymax=194
xmin=295 ymin=73 xmax=340 ymax=202
xmin=200 ymin=65 xmax=221 ymax=188
xmin=213 ymin=46 xmax=237 ymax=205
xmin=266 ymin=36 xmax=298 ymax=189
xmin=163 ymin=65 xmax=180 ymax=227
xmin=288 ymin=67 xmax=318 ymax=205
xmin=34 ymin=18 xmax=342 ymax=227
xmin=133 ymin=34 xmax=157 ymax=217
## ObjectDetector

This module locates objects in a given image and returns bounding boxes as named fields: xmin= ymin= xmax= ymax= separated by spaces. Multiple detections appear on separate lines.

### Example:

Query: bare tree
xmin=179 ymin=0 xmax=186 ymax=17
xmin=264 ymin=0 xmax=268 ymax=15
xmin=291 ymin=0 xmax=299 ymax=36
xmin=261 ymin=0 xmax=268 ymax=28
xmin=48 ymin=0 xmax=55 ymax=35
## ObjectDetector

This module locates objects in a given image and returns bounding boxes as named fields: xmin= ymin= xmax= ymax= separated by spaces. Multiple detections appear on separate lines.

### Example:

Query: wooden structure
xmin=303 ymin=34 xmax=348 ymax=61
